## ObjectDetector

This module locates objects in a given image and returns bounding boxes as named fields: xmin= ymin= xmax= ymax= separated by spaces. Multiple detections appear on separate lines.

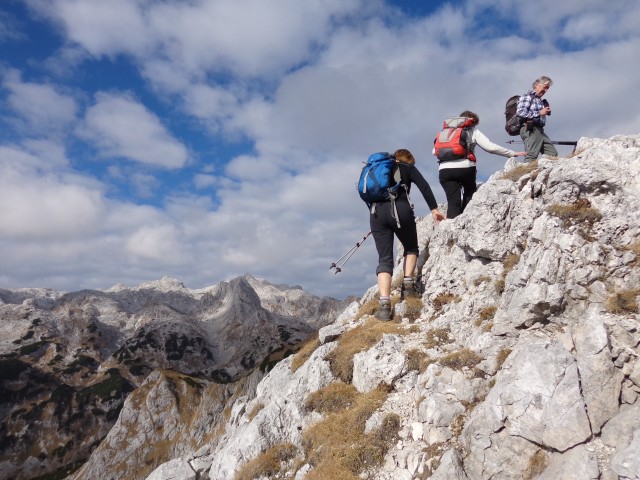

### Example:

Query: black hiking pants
xmin=439 ymin=166 xmax=477 ymax=219
xmin=370 ymin=198 xmax=418 ymax=275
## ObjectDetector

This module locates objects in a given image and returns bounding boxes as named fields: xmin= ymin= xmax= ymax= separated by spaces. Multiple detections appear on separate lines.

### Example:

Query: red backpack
xmin=434 ymin=117 xmax=477 ymax=163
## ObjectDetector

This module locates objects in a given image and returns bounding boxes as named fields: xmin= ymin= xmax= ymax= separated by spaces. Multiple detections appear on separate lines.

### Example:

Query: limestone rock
xmin=610 ymin=429 xmax=640 ymax=480
xmin=430 ymin=448 xmax=469 ymax=480
xmin=352 ymin=334 xmax=406 ymax=392
xmin=146 ymin=459 xmax=197 ymax=480
xmin=7 ymin=134 xmax=639 ymax=480
xmin=536 ymin=444 xmax=600 ymax=480
xmin=572 ymin=311 xmax=623 ymax=433
xmin=139 ymin=134 xmax=638 ymax=480
xmin=477 ymin=339 xmax=591 ymax=451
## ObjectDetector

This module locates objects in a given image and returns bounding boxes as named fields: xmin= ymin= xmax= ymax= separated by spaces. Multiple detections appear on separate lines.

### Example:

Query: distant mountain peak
xmin=0 ymin=274 xmax=349 ymax=480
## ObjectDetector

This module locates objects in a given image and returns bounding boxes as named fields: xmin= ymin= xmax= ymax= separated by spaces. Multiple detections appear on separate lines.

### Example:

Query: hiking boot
xmin=375 ymin=302 xmax=392 ymax=321
xmin=402 ymin=279 xmax=421 ymax=299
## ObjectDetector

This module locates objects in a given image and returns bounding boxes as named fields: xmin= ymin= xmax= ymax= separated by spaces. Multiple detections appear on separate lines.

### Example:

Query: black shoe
xmin=402 ymin=279 xmax=421 ymax=299
xmin=375 ymin=302 xmax=392 ymax=321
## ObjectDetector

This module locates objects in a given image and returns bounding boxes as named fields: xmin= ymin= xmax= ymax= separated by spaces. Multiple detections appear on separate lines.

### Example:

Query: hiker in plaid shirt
xmin=517 ymin=76 xmax=558 ymax=162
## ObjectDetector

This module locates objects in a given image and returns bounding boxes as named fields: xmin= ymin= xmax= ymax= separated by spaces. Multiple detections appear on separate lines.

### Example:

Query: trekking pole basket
xmin=329 ymin=231 xmax=372 ymax=274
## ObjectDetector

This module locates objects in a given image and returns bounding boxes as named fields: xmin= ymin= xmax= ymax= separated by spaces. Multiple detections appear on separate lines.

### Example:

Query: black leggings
xmin=370 ymin=199 xmax=418 ymax=275
xmin=439 ymin=166 xmax=477 ymax=219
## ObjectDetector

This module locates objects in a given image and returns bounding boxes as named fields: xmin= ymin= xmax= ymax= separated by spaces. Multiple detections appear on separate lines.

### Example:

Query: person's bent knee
xmin=376 ymin=263 xmax=393 ymax=276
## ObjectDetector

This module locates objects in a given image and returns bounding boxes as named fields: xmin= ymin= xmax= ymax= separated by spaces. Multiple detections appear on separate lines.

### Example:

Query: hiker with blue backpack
xmin=434 ymin=111 xmax=525 ymax=219
xmin=516 ymin=76 xmax=557 ymax=162
xmin=358 ymin=149 xmax=445 ymax=321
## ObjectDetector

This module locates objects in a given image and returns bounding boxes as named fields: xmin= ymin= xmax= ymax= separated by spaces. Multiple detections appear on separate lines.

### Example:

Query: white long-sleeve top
xmin=435 ymin=127 xmax=517 ymax=169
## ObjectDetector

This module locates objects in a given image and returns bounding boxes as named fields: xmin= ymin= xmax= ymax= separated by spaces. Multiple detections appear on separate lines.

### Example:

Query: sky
xmin=1 ymin=0 xmax=639 ymax=300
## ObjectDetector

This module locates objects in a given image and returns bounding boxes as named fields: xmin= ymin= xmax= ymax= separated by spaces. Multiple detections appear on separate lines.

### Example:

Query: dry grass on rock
xmin=305 ymin=382 xmax=359 ymax=414
xmin=405 ymin=349 xmax=433 ymax=373
xmin=431 ymin=293 xmax=461 ymax=314
xmin=605 ymin=288 xmax=640 ymax=314
xmin=621 ymin=241 xmax=640 ymax=266
xmin=496 ymin=348 xmax=512 ymax=369
xmin=547 ymin=198 xmax=602 ymax=228
xmin=423 ymin=327 xmax=453 ymax=350
xmin=496 ymin=253 xmax=520 ymax=294
xmin=499 ymin=160 xmax=539 ymax=182
xmin=291 ymin=337 xmax=321 ymax=373
xmin=402 ymin=296 xmax=424 ymax=322
xmin=477 ymin=306 xmax=497 ymax=325
xmin=234 ymin=443 xmax=298 ymax=480
xmin=302 ymin=386 xmax=399 ymax=480
xmin=324 ymin=318 xmax=405 ymax=383
xmin=438 ymin=348 xmax=483 ymax=371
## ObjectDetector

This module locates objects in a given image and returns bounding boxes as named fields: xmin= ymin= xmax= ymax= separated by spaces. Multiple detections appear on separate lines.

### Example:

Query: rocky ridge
xmin=144 ymin=134 xmax=640 ymax=480
xmin=0 ymin=275 xmax=347 ymax=480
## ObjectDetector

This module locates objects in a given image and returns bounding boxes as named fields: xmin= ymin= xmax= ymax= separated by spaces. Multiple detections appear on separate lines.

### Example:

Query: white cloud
xmin=0 ymin=181 xmax=103 ymax=238
xmin=79 ymin=92 xmax=189 ymax=168
xmin=3 ymin=70 xmax=78 ymax=134
xmin=130 ymin=172 xmax=161 ymax=198
xmin=26 ymin=0 xmax=150 ymax=56
xmin=144 ymin=0 xmax=365 ymax=77
xmin=194 ymin=174 xmax=217 ymax=190
xmin=125 ymin=223 xmax=186 ymax=263
xmin=0 ymin=145 xmax=104 ymax=239
xmin=27 ymin=0 xmax=367 ymax=77
xmin=183 ymin=83 xmax=239 ymax=123
xmin=2 ymin=1 xmax=640 ymax=299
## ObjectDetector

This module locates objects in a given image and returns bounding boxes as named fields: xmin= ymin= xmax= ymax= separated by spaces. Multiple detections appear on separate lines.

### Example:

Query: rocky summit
xmin=0 ymin=275 xmax=348 ymax=480
xmin=2 ymin=133 xmax=640 ymax=480
xmin=138 ymin=134 xmax=639 ymax=480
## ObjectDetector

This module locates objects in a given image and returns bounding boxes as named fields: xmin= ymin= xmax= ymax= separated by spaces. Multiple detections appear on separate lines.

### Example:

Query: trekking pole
xmin=329 ymin=231 xmax=372 ymax=274
xmin=506 ymin=140 xmax=577 ymax=153
xmin=506 ymin=140 xmax=577 ymax=146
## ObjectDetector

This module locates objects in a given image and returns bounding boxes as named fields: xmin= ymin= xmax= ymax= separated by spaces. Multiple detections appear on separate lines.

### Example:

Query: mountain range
xmin=0 ymin=275 xmax=350 ymax=479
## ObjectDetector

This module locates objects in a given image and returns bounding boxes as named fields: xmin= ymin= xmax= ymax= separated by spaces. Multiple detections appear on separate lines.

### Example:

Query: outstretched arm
xmin=473 ymin=129 xmax=521 ymax=157
xmin=409 ymin=166 xmax=445 ymax=222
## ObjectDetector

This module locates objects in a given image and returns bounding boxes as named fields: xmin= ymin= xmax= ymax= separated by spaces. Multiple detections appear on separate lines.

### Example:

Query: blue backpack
xmin=357 ymin=152 xmax=401 ymax=207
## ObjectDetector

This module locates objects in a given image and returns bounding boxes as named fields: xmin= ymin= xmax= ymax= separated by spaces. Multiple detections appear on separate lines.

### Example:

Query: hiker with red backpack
xmin=360 ymin=149 xmax=444 ymax=321
xmin=434 ymin=111 xmax=525 ymax=219
xmin=516 ymin=76 xmax=557 ymax=162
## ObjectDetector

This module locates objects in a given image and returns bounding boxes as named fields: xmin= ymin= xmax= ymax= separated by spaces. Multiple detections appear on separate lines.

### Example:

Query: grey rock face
xmin=536 ymin=444 xmax=600 ymax=480
xmin=352 ymin=333 xmax=406 ymax=392
xmin=465 ymin=339 xmax=591 ymax=451
xmin=610 ymin=429 xmax=640 ymax=479
xmin=39 ymin=134 xmax=640 ymax=480
xmin=573 ymin=311 xmax=623 ymax=433
xmin=430 ymin=449 xmax=469 ymax=480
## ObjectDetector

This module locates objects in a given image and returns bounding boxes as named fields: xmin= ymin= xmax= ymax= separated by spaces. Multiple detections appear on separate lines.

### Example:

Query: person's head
xmin=460 ymin=110 xmax=479 ymax=126
xmin=533 ymin=76 xmax=553 ymax=96
xmin=394 ymin=149 xmax=415 ymax=165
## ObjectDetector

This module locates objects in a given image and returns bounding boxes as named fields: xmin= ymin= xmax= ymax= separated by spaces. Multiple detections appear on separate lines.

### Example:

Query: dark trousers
xmin=370 ymin=199 xmax=418 ymax=275
xmin=439 ymin=166 xmax=477 ymax=219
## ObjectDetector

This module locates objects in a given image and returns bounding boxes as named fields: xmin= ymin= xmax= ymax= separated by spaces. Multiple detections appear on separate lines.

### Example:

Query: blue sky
xmin=1 ymin=0 xmax=639 ymax=299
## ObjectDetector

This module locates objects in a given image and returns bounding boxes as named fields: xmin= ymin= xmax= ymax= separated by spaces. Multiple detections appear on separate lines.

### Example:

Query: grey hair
xmin=533 ymin=76 xmax=553 ymax=88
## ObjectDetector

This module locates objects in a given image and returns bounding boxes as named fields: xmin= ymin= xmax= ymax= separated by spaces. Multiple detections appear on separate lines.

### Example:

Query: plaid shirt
xmin=516 ymin=89 xmax=546 ymax=126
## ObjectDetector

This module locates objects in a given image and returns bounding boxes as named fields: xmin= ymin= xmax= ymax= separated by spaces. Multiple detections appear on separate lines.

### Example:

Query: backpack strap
xmin=388 ymin=165 xmax=413 ymax=228
xmin=370 ymin=163 xmax=407 ymax=228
